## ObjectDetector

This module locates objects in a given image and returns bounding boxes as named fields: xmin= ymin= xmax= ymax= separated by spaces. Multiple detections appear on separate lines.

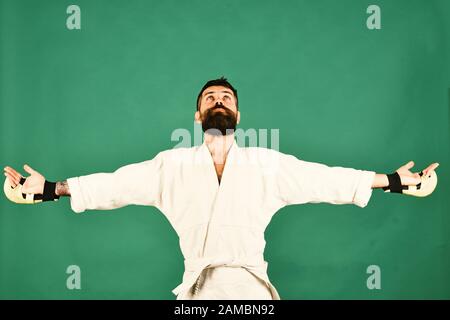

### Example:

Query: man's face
xmin=195 ymin=85 xmax=240 ymax=136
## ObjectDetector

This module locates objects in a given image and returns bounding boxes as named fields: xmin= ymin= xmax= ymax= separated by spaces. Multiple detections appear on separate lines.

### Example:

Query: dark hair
xmin=196 ymin=76 xmax=238 ymax=111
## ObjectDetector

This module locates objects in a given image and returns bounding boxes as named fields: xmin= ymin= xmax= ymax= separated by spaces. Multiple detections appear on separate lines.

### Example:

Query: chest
xmin=214 ymin=163 xmax=225 ymax=182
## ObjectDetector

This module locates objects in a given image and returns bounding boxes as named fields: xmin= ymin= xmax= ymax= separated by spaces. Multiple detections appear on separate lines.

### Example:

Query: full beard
xmin=201 ymin=105 xmax=237 ymax=136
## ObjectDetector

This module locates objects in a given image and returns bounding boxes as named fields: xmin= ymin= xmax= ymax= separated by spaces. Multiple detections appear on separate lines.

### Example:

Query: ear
xmin=236 ymin=111 xmax=241 ymax=125
xmin=194 ymin=110 xmax=201 ymax=123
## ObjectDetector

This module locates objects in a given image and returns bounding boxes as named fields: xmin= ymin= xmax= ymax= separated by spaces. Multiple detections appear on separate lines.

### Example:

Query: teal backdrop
xmin=0 ymin=0 xmax=449 ymax=299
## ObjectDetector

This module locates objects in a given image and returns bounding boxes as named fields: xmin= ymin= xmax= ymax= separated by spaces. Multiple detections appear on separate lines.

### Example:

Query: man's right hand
xmin=3 ymin=164 xmax=45 ymax=194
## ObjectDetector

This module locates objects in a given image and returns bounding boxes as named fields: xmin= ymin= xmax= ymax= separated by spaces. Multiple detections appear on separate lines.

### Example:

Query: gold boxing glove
xmin=382 ymin=170 xmax=438 ymax=197
xmin=3 ymin=177 xmax=60 ymax=204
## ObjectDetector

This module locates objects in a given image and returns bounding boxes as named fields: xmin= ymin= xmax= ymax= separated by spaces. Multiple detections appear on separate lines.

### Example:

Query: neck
xmin=204 ymin=133 xmax=234 ymax=164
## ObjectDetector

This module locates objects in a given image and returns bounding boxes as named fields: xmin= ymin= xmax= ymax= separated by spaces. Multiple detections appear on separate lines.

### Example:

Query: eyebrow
xmin=203 ymin=90 xmax=234 ymax=97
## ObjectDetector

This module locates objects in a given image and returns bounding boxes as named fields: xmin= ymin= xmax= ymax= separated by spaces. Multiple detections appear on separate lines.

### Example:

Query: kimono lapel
xmin=198 ymin=138 xmax=238 ymax=190
xmin=198 ymin=138 xmax=239 ymax=256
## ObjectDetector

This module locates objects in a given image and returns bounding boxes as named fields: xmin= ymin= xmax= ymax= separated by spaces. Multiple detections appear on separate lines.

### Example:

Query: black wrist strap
xmin=43 ymin=180 xmax=60 ymax=201
xmin=382 ymin=172 xmax=403 ymax=193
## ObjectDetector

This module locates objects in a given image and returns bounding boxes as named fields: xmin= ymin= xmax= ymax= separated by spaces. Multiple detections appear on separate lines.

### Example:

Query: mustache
xmin=211 ymin=103 xmax=227 ymax=110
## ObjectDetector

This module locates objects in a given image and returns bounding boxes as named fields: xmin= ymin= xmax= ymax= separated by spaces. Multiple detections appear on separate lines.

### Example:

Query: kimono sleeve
xmin=275 ymin=153 xmax=376 ymax=208
xmin=66 ymin=152 xmax=164 ymax=213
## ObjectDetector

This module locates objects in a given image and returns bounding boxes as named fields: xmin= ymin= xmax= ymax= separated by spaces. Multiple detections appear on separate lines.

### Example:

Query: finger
xmin=23 ymin=164 xmax=36 ymax=175
xmin=424 ymin=163 xmax=440 ymax=175
xmin=405 ymin=160 xmax=415 ymax=170
xmin=4 ymin=166 xmax=21 ymax=175
xmin=4 ymin=167 xmax=22 ymax=181
xmin=10 ymin=172 xmax=21 ymax=185
xmin=7 ymin=171 xmax=20 ymax=184
xmin=4 ymin=172 xmax=18 ymax=187
xmin=4 ymin=166 xmax=19 ymax=176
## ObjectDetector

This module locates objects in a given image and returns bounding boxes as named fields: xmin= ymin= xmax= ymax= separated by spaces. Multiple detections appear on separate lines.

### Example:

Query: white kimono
xmin=66 ymin=139 xmax=376 ymax=300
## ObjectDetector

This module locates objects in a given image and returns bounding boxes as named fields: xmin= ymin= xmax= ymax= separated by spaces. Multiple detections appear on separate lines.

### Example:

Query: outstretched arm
xmin=275 ymin=152 xmax=440 ymax=209
xmin=4 ymin=152 xmax=165 ymax=213
xmin=64 ymin=155 xmax=164 ymax=214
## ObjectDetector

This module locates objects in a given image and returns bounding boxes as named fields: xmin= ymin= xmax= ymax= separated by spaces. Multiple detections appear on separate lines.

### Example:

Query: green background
xmin=0 ymin=0 xmax=449 ymax=299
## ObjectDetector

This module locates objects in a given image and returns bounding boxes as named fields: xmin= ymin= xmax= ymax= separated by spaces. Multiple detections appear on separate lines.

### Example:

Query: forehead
xmin=202 ymin=85 xmax=234 ymax=97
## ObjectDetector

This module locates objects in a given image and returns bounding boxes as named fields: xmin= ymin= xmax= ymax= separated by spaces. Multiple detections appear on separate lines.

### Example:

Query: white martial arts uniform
xmin=66 ymin=139 xmax=376 ymax=300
